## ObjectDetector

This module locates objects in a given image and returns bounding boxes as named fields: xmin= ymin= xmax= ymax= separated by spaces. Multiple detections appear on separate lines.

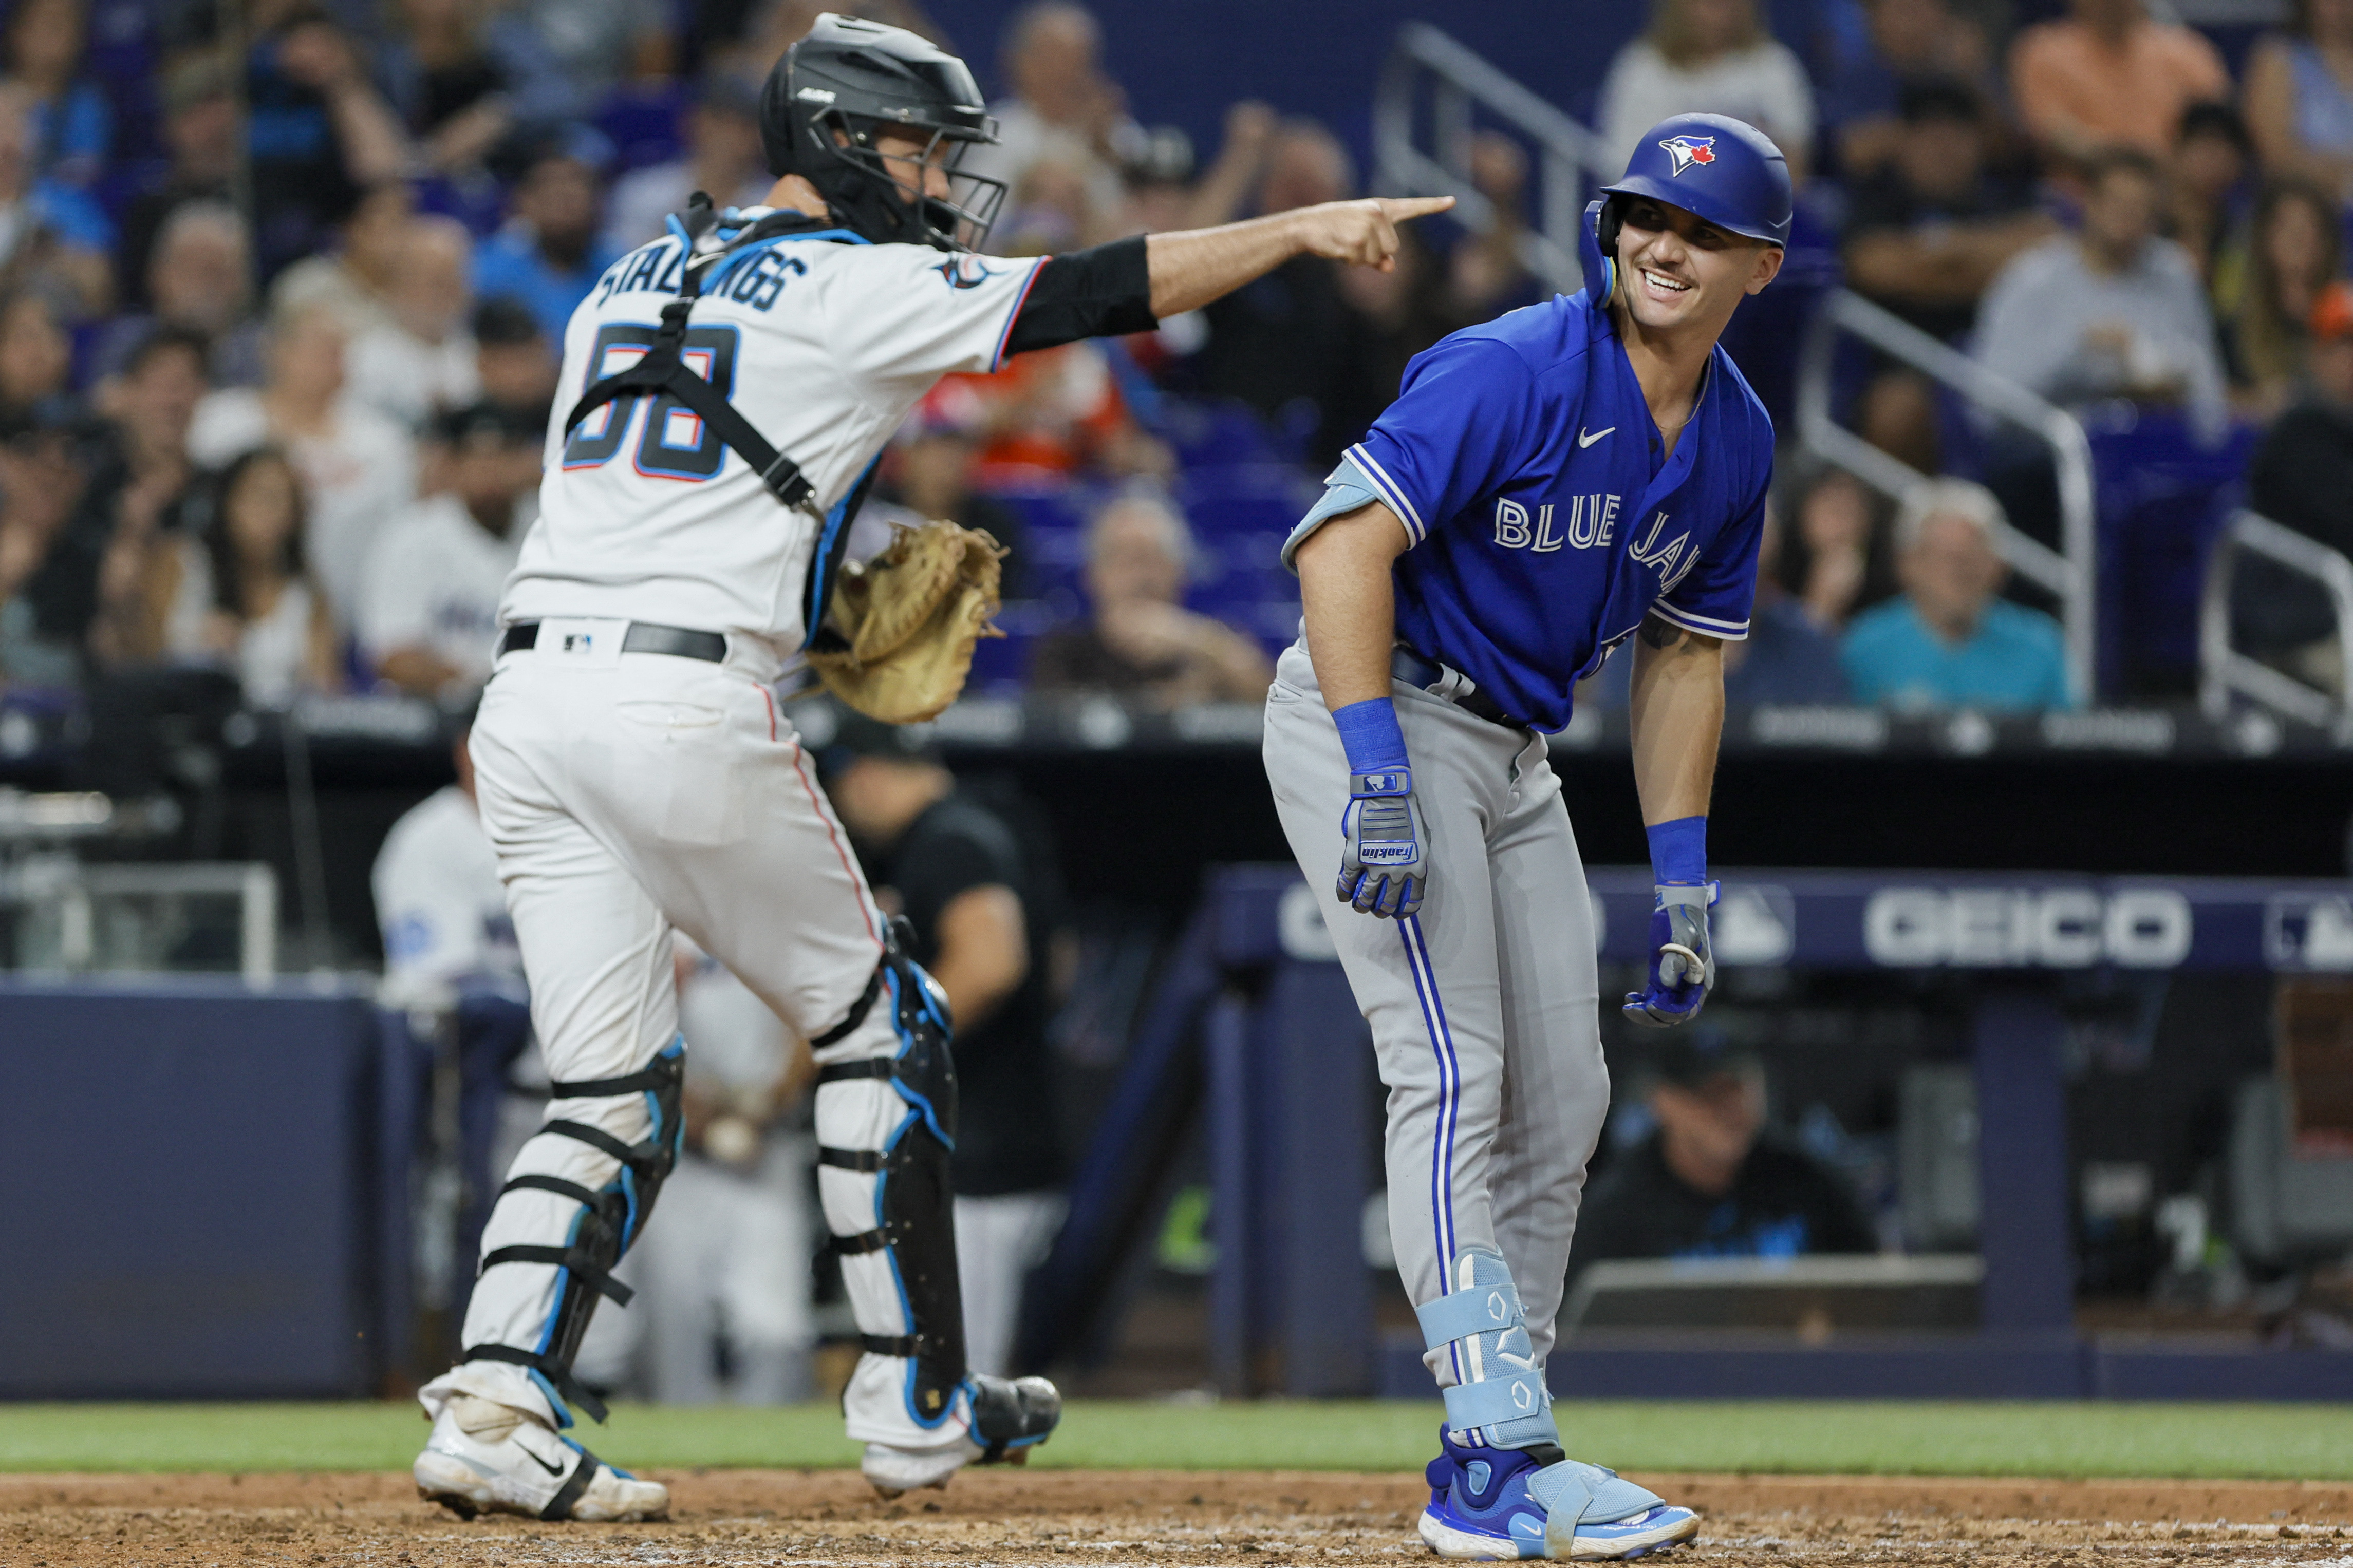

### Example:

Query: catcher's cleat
xmin=971 ymin=1372 xmax=1061 ymax=1462
xmin=1418 ymin=1426 xmax=1697 ymax=1561
xmin=414 ymin=1394 xmax=668 ymax=1523
xmin=861 ymin=1373 xmax=1063 ymax=1498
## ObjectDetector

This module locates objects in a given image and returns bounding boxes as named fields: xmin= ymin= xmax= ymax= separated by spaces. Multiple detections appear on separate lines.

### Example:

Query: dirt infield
xmin=6 ymin=1469 xmax=2351 ymax=1565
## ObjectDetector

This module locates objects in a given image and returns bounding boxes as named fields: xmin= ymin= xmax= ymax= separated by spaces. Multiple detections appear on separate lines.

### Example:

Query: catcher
xmin=413 ymin=12 xmax=1452 ymax=1523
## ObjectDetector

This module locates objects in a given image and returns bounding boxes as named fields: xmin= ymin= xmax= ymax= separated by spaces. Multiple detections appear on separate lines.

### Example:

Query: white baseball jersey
xmin=500 ymin=218 xmax=1045 ymax=668
xmin=359 ymin=492 xmax=527 ymax=686
xmin=371 ymin=784 xmax=518 ymax=988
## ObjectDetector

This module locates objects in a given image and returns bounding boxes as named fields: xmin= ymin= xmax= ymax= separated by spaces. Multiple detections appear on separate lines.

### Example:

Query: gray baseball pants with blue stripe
xmin=1263 ymin=639 xmax=1611 ymax=1389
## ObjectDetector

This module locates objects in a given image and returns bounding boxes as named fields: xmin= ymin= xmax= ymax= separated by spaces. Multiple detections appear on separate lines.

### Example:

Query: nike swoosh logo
xmin=524 ymin=1447 xmax=567 ymax=1477
xmin=1578 ymin=426 xmax=1615 ymax=447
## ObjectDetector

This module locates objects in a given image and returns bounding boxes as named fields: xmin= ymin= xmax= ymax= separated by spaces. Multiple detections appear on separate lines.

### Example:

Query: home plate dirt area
xmin=5 ymin=1470 xmax=2352 ymax=1566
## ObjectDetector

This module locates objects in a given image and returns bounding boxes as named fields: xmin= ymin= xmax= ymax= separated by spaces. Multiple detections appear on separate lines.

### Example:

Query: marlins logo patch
xmin=935 ymin=254 xmax=997 ymax=290
xmin=1657 ymin=134 xmax=1717 ymax=175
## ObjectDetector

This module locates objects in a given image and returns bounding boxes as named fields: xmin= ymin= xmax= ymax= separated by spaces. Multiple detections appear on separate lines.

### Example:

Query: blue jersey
xmin=1294 ymin=289 xmax=1773 ymax=733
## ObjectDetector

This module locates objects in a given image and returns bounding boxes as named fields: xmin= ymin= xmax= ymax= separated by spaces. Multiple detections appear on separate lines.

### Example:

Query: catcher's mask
xmin=759 ymin=12 xmax=1006 ymax=253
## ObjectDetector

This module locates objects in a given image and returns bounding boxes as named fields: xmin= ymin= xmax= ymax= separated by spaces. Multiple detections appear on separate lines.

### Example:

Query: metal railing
xmin=1373 ymin=21 xmax=1610 ymax=296
xmin=1377 ymin=25 xmax=2102 ymax=701
xmin=0 ymin=859 xmax=279 ymax=985
xmin=1796 ymin=292 xmax=2098 ymax=703
xmin=2198 ymin=508 xmax=2353 ymax=730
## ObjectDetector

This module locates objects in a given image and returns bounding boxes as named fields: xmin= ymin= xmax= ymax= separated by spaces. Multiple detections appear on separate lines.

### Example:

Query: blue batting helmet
xmin=1597 ymin=113 xmax=1792 ymax=251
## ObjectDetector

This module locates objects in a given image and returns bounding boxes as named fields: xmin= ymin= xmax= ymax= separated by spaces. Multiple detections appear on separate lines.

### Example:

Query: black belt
xmin=1390 ymin=647 xmax=1524 ymax=730
xmin=500 ymin=621 xmax=727 ymax=663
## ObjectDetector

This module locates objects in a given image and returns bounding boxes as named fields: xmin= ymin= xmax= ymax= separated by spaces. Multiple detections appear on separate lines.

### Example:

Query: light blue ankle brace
xmin=1415 ymin=1248 xmax=1561 ymax=1450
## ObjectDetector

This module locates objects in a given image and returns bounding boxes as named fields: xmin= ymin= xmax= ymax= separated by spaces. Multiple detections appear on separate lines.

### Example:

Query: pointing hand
xmin=1295 ymin=196 xmax=1457 ymax=272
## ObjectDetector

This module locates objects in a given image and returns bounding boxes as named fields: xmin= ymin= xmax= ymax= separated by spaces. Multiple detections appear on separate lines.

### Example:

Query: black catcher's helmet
xmin=759 ymin=13 xmax=1006 ymax=252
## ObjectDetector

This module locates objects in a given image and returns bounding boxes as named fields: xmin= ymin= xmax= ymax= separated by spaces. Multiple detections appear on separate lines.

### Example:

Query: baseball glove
xmin=807 ymin=520 xmax=1006 ymax=724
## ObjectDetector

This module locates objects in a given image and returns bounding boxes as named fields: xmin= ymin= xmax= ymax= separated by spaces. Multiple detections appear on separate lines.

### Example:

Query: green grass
xmin=2 ymin=1401 xmax=2350 ymax=1479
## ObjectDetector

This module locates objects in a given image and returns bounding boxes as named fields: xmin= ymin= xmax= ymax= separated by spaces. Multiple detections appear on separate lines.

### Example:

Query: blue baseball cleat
xmin=1418 ymin=1427 xmax=1699 ymax=1561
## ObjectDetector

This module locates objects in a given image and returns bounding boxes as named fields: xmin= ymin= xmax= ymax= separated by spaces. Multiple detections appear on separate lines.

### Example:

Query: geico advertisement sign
xmin=1863 ymin=887 xmax=2192 ymax=968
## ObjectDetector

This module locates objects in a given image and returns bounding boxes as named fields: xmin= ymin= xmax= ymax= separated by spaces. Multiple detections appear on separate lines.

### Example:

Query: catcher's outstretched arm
xmin=1000 ymin=196 xmax=1455 ymax=358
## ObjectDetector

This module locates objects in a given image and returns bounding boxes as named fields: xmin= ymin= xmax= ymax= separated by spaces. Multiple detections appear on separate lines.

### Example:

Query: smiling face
xmin=1613 ymin=194 xmax=1782 ymax=338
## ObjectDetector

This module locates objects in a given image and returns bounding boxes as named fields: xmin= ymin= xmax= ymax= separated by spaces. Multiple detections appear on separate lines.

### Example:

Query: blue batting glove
xmin=1338 ymin=768 xmax=1428 ymax=919
xmin=1622 ymin=882 xmax=1718 ymax=1027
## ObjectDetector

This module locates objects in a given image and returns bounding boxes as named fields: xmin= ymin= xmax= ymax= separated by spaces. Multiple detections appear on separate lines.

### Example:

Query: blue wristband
xmin=1332 ymin=697 xmax=1409 ymax=777
xmin=1647 ymin=815 xmax=1707 ymax=886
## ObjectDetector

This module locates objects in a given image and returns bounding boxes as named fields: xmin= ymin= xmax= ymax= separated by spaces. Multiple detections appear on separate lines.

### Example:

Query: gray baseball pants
xmin=1262 ymin=640 xmax=1611 ymax=1384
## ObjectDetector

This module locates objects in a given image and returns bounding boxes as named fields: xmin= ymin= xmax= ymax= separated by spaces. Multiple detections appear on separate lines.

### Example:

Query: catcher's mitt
xmin=808 ymin=520 xmax=1005 ymax=724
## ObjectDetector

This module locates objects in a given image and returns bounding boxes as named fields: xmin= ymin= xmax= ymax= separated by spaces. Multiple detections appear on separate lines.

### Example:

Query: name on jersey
xmin=593 ymin=239 xmax=807 ymax=314
xmin=1492 ymin=496 xmax=1697 ymax=590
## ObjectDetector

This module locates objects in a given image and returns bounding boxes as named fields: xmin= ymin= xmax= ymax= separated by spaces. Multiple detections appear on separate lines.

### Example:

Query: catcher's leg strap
xmin=817 ymin=925 xmax=970 ymax=1426
xmin=465 ymin=1041 xmax=685 ymax=1424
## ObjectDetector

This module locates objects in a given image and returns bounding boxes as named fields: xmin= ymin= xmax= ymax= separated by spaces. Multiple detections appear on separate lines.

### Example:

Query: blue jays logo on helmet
xmin=1657 ymin=134 xmax=1717 ymax=176
xmin=1594 ymin=113 xmax=1794 ymax=250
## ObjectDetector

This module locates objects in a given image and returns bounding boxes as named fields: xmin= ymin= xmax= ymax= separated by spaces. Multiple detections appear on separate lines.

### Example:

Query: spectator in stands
xmin=2245 ymin=0 xmax=2353 ymax=203
xmin=3 ymin=0 xmax=107 ymax=188
xmin=379 ymin=0 xmax=578 ymax=177
xmin=1030 ymin=489 xmax=1271 ymax=707
xmin=92 ymin=202 xmax=265 ymax=387
xmin=1595 ymin=0 xmax=1816 ymax=182
xmin=1189 ymin=119 xmax=1372 ymax=466
xmin=964 ymin=2 xmax=1133 ymax=239
xmin=0 ymin=285 xmax=76 ymax=429
xmin=514 ymin=0 xmax=674 ymax=103
xmin=243 ymin=0 xmax=409 ymax=282
xmin=603 ymin=73 xmax=771 ymax=253
xmin=1784 ymin=468 xmax=1891 ymax=631
xmin=347 ymin=215 xmax=480 ymax=431
xmin=876 ymin=383 xmax=1028 ymax=592
xmin=996 ymin=155 xmax=1101 ymax=255
xmin=271 ymin=180 xmax=413 ymax=337
xmin=152 ymin=447 xmax=340 ymax=705
xmin=1818 ymin=0 xmax=1995 ymax=178
xmin=474 ymin=144 xmax=620 ymax=346
xmin=2008 ymin=0 xmax=2229 ymax=164
xmin=1440 ymin=132 xmax=1544 ymax=328
xmin=1844 ymin=79 xmax=2051 ymax=345
xmin=117 ymin=53 xmax=238 ymax=313
xmin=0 ymin=415 xmax=94 ymax=686
xmin=1843 ymin=78 xmax=2054 ymax=470
xmin=1841 ymin=477 xmax=2075 ymax=710
xmin=358 ymin=401 xmax=537 ymax=696
xmin=1974 ymin=147 xmax=2228 ymax=439
xmin=1723 ymin=503 xmax=1851 ymax=704
xmin=470 ymin=296 xmax=558 ymax=428
xmin=821 ymin=711 xmax=1068 ymax=1379
xmin=80 ymin=329 xmax=212 ymax=672
xmin=1567 ymin=1032 xmax=1874 ymax=1287
xmin=188 ymin=300 xmax=417 ymax=629
xmin=0 ymin=80 xmax=107 ymax=313
xmin=2223 ymin=179 xmax=2342 ymax=420
xmin=1119 ymin=103 xmax=1274 ymax=239
xmin=2171 ymin=101 xmax=2253 ymax=294
xmin=2242 ymin=280 xmax=2353 ymax=692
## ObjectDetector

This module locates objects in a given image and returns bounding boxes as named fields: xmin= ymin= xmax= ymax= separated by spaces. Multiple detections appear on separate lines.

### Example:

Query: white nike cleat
xmin=414 ymin=1393 xmax=668 ymax=1522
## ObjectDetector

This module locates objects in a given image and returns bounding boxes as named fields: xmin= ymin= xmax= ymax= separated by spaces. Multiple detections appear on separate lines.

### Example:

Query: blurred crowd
xmin=3 ymin=0 xmax=2352 ymax=726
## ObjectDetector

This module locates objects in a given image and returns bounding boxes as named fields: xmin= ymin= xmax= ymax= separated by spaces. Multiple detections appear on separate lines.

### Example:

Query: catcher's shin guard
xmin=815 ymin=918 xmax=974 ymax=1434
xmin=463 ymin=1040 xmax=685 ymax=1424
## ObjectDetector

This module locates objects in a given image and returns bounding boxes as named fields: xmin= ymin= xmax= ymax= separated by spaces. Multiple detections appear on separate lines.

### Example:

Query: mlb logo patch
xmin=1658 ymin=134 xmax=1716 ymax=175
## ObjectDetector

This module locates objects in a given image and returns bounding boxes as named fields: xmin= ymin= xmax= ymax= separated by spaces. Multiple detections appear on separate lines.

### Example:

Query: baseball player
xmin=1263 ymin=114 xmax=1788 ymax=1560
xmin=410 ymin=13 xmax=1451 ymax=1523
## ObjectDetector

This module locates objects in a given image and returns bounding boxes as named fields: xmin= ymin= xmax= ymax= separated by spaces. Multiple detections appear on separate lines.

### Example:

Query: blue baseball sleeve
xmin=1346 ymin=336 xmax=1543 ymax=549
